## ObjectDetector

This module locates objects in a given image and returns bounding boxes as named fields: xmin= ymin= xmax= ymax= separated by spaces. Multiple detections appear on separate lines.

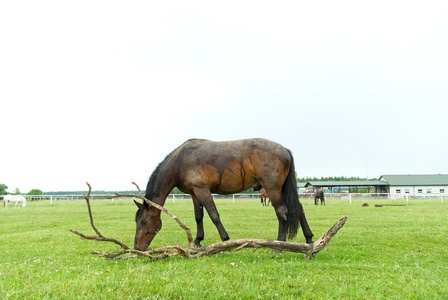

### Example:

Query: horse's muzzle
xmin=134 ymin=244 xmax=148 ymax=252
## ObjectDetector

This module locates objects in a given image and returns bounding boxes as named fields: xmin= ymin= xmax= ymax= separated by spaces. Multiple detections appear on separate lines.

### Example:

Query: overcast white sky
xmin=1 ymin=1 xmax=448 ymax=193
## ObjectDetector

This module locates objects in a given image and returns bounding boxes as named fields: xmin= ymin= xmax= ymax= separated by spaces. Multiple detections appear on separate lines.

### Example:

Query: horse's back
xmin=179 ymin=138 xmax=285 ymax=153
xmin=8 ymin=195 xmax=26 ymax=201
xmin=176 ymin=138 xmax=289 ymax=165
xmin=175 ymin=138 xmax=291 ymax=194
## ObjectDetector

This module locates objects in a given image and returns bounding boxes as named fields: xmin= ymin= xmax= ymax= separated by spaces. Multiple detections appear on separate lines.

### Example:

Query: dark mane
xmin=145 ymin=152 xmax=174 ymax=202
xmin=144 ymin=140 xmax=194 ymax=202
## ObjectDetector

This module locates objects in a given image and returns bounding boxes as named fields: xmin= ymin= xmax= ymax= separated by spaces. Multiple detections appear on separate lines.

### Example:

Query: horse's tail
xmin=282 ymin=149 xmax=300 ymax=239
xmin=3 ymin=197 xmax=6 ymax=208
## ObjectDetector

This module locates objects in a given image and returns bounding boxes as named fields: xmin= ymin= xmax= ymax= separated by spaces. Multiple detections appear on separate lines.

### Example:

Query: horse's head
xmin=134 ymin=200 xmax=162 ymax=251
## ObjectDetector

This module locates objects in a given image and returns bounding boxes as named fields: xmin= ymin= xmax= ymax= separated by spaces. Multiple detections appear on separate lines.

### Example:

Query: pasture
xmin=0 ymin=198 xmax=446 ymax=299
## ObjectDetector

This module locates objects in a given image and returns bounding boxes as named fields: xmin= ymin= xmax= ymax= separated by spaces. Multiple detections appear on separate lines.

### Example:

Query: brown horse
xmin=314 ymin=190 xmax=325 ymax=205
xmin=260 ymin=188 xmax=270 ymax=206
xmin=134 ymin=138 xmax=314 ymax=251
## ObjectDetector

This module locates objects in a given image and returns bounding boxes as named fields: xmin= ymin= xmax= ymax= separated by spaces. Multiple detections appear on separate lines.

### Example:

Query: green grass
xmin=1 ymin=198 xmax=447 ymax=299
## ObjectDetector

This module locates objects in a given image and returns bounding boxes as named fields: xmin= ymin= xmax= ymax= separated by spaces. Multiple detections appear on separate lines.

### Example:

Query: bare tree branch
xmin=71 ymin=183 xmax=347 ymax=260
xmin=131 ymin=182 xmax=142 ymax=196
xmin=110 ymin=193 xmax=195 ymax=249
xmin=83 ymin=182 xmax=103 ymax=238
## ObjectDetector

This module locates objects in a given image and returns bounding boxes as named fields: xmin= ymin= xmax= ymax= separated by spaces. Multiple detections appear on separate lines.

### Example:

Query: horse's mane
xmin=144 ymin=141 xmax=191 ymax=202
xmin=145 ymin=155 xmax=172 ymax=201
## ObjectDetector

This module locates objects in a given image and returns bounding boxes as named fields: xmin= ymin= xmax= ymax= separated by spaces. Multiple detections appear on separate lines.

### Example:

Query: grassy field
xmin=0 ymin=197 xmax=447 ymax=299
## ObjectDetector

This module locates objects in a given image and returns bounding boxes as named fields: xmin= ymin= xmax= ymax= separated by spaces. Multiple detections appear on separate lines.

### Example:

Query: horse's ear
xmin=134 ymin=199 xmax=143 ymax=208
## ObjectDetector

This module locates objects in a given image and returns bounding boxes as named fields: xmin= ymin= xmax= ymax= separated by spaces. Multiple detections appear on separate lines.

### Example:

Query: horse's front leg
xmin=194 ymin=189 xmax=230 ymax=242
xmin=192 ymin=196 xmax=204 ymax=247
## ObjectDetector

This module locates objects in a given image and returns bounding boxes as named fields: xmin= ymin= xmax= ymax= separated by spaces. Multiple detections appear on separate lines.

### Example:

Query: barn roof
xmin=379 ymin=174 xmax=448 ymax=186
xmin=297 ymin=182 xmax=307 ymax=188
xmin=303 ymin=174 xmax=448 ymax=188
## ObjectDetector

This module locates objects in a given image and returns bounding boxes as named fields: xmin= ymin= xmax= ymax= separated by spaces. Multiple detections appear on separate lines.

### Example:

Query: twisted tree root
xmin=70 ymin=182 xmax=347 ymax=260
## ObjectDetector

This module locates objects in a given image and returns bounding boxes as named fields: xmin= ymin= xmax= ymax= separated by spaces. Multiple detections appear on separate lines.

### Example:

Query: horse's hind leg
xmin=193 ymin=189 xmax=230 ymax=243
xmin=268 ymin=190 xmax=288 ymax=242
xmin=192 ymin=196 xmax=205 ymax=247
xmin=297 ymin=202 xmax=314 ymax=243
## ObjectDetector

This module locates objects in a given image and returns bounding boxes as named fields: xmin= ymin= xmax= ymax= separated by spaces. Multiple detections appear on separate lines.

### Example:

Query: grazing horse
xmin=260 ymin=188 xmax=270 ymax=206
xmin=134 ymin=138 xmax=314 ymax=251
xmin=3 ymin=195 xmax=27 ymax=208
xmin=314 ymin=190 xmax=325 ymax=205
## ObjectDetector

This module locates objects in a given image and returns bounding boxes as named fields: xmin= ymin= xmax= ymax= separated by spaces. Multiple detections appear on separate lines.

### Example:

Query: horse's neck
xmin=145 ymin=165 xmax=176 ymax=206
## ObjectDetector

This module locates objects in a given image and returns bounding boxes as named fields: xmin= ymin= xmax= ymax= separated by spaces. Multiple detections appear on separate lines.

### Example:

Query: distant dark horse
xmin=134 ymin=138 xmax=314 ymax=251
xmin=314 ymin=190 xmax=325 ymax=205
xmin=260 ymin=188 xmax=270 ymax=206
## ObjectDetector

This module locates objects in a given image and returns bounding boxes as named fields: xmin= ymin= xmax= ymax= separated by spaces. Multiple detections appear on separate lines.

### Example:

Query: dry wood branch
xmin=70 ymin=182 xmax=130 ymax=250
xmin=83 ymin=182 xmax=102 ymax=237
xmin=110 ymin=193 xmax=195 ymax=249
xmin=131 ymin=182 xmax=143 ymax=195
xmin=71 ymin=183 xmax=347 ymax=260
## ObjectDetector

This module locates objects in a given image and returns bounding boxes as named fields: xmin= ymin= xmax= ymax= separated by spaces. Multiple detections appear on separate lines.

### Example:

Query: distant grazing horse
xmin=3 ymin=195 xmax=27 ymax=208
xmin=134 ymin=138 xmax=314 ymax=251
xmin=260 ymin=188 xmax=270 ymax=206
xmin=314 ymin=190 xmax=325 ymax=205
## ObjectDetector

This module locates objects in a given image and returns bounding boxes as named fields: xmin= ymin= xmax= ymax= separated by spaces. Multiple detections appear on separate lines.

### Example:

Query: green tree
xmin=297 ymin=176 xmax=371 ymax=183
xmin=12 ymin=188 xmax=21 ymax=195
xmin=0 ymin=183 xmax=8 ymax=195
xmin=27 ymin=189 xmax=43 ymax=195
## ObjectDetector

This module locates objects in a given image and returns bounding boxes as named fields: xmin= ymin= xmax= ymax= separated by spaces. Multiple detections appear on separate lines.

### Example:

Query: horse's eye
xmin=141 ymin=219 xmax=148 ymax=225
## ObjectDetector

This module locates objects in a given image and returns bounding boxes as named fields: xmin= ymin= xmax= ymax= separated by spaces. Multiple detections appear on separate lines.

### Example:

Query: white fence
xmin=1 ymin=192 xmax=444 ymax=204
xmin=299 ymin=192 xmax=445 ymax=203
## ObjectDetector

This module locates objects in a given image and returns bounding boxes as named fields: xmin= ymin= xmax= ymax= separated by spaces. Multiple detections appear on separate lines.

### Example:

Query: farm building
xmin=304 ymin=174 xmax=448 ymax=196
xmin=303 ymin=180 xmax=387 ymax=194
xmin=379 ymin=174 xmax=448 ymax=195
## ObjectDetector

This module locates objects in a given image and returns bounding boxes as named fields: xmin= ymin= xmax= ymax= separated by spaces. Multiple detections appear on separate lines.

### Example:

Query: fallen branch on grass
xmin=70 ymin=183 xmax=347 ymax=260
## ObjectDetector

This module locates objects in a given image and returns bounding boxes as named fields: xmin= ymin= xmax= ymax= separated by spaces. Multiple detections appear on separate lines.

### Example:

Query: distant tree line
xmin=0 ymin=185 xmax=256 ymax=196
xmin=297 ymin=176 xmax=373 ymax=183
xmin=0 ymin=184 xmax=43 ymax=196
xmin=0 ymin=184 xmax=8 ymax=195
xmin=2 ymin=177 xmax=376 ymax=196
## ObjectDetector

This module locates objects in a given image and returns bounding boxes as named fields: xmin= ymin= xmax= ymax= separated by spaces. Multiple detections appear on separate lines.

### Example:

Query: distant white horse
xmin=3 ymin=195 xmax=27 ymax=208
